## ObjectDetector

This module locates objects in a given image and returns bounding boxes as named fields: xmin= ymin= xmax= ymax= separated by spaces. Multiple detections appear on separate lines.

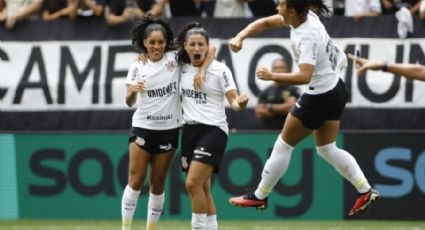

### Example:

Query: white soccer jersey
xmin=290 ymin=11 xmax=347 ymax=95
xmin=180 ymin=60 xmax=237 ymax=135
xmin=125 ymin=51 xmax=182 ymax=130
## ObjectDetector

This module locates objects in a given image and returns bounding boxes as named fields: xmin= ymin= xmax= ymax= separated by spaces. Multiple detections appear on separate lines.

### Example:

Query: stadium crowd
xmin=1 ymin=0 xmax=425 ymax=29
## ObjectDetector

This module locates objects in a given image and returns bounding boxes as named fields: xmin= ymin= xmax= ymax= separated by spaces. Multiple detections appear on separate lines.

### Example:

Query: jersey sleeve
xmin=125 ymin=62 xmax=139 ymax=86
xmin=298 ymin=36 xmax=318 ymax=66
xmin=220 ymin=65 xmax=237 ymax=93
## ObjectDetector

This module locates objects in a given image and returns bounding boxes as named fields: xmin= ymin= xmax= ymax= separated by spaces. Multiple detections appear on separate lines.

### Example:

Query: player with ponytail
xmin=228 ymin=0 xmax=380 ymax=217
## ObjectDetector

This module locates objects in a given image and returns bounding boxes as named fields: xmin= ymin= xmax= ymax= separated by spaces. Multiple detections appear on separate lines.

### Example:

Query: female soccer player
xmin=176 ymin=22 xmax=249 ymax=229
xmin=228 ymin=0 xmax=380 ymax=216
xmin=122 ymin=16 xmax=212 ymax=230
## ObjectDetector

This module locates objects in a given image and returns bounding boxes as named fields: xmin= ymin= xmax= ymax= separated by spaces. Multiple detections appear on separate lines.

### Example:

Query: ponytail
xmin=287 ymin=0 xmax=332 ymax=19
xmin=309 ymin=0 xmax=332 ymax=18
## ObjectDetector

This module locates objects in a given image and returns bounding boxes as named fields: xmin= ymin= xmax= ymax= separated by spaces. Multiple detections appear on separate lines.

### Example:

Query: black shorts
xmin=180 ymin=124 xmax=228 ymax=173
xmin=128 ymin=127 xmax=179 ymax=154
xmin=291 ymin=78 xmax=348 ymax=130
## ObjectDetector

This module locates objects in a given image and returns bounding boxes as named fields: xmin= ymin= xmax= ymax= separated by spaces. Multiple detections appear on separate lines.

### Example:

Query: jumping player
xmin=228 ymin=0 xmax=380 ymax=216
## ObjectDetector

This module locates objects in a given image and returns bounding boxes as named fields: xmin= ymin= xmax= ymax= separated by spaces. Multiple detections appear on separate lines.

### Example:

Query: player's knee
xmin=316 ymin=142 xmax=337 ymax=158
xmin=128 ymin=176 xmax=144 ymax=190
xmin=185 ymin=177 xmax=201 ymax=195
xmin=149 ymin=177 xmax=165 ymax=194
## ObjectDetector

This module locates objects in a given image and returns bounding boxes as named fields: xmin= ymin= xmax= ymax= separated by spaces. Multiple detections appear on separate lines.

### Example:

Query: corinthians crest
xmin=166 ymin=60 xmax=177 ymax=72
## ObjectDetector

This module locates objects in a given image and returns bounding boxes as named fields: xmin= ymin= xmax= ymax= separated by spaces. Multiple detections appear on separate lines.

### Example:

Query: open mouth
xmin=194 ymin=54 xmax=201 ymax=60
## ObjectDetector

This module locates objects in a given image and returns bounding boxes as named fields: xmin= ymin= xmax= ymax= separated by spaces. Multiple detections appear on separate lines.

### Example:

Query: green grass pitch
xmin=0 ymin=220 xmax=424 ymax=230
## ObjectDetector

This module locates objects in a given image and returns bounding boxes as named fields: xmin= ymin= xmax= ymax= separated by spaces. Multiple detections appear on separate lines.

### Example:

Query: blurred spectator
xmin=255 ymin=58 xmax=300 ymax=130
xmin=333 ymin=0 xmax=345 ymax=15
xmin=380 ymin=1 xmax=420 ymax=38
xmin=420 ymin=0 xmax=425 ymax=18
xmin=70 ymin=0 xmax=105 ymax=18
xmin=404 ymin=0 xmax=421 ymax=14
xmin=1 ymin=0 xmax=42 ymax=29
xmin=165 ymin=0 xmax=198 ymax=16
xmin=214 ymin=0 xmax=246 ymax=18
xmin=381 ymin=0 xmax=422 ymax=14
xmin=381 ymin=0 xmax=395 ymax=14
xmin=345 ymin=0 xmax=381 ymax=20
xmin=244 ymin=0 xmax=277 ymax=17
xmin=104 ymin=0 xmax=164 ymax=26
xmin=41 ymin=0 xmax=74 ymax=21
xmin=194 ymin=0 xmax=215 ymax=17
xmin=0 ymin=0 xmax=6 ymax=20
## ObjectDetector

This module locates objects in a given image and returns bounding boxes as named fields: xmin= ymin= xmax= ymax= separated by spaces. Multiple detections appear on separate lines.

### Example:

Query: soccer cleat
xmin=228 ymin=192 xmax=268 ymax=210
xmin=349 ymin=189 xmax=380 ymax=216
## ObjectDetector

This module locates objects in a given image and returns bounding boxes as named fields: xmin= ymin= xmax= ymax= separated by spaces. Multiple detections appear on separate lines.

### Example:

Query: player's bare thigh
xmin=281 ymin=113 xmax=311 ymax=146
xmin=313 ymin=120 xmax=340 ymax=147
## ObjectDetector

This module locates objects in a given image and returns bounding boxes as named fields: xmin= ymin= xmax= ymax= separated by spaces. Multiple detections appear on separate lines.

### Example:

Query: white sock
xmin=146 ymin=191 xmax=165 ymax=230
xmin=191 ymin=213 xmax=207 ymax=230
xmin=316 ymin=142 xmax=371 ymax=193
xmin=121 ymin=185 xmax=141 ymax=229
xmin=255 ymin=136 xmax=294 ymax=200
xmin=122 ymin=224 xmax=131 ymax=230
xmin=206 ymin=214 xmax=218 ymax=230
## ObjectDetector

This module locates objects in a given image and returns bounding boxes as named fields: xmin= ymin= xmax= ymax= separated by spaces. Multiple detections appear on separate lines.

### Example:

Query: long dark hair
xmin=176 ymin=22 xmax=210 ymax=64
xmin=130 ymin=15 xmax=175 ymax=54
xmin=286 ymin=0 xmax=332 ymax=20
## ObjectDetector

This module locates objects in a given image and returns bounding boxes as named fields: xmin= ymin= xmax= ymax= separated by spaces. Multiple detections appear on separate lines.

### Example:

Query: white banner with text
xmin=1 ymin=38 xmax=425 ymax=111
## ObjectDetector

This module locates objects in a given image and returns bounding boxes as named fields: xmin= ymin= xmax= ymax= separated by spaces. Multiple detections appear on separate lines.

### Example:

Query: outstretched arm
xmin=229 ymin=14 xmax=284 ymax=53
xmin=105 ymin=7 xmax=131 ymax=26
xmin=5 ymin=0 xmax=42 ymax=28
xmin=348 ymin=53 xmax=425 ymax=81
xmin=84 ymin=0 xmax=104 ymax=16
